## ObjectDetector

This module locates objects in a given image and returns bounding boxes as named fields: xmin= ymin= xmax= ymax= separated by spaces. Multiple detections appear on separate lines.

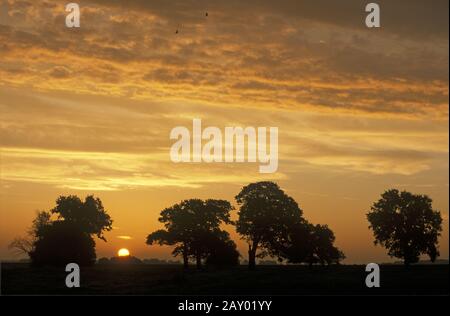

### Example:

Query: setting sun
xmin=118 ymin=248 xmax=130 ymax=257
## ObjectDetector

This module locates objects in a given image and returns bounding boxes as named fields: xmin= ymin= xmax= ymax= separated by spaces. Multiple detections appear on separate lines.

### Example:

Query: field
xmin=1 ymin=263 xmax=448 ymax=295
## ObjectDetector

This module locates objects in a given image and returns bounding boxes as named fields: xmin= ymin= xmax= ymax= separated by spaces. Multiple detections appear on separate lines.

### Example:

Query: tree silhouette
xmin=311 ymin=224 xmax=345 ymax=266
xmin=8 ymin=237 xmax=33 ymax=256
xmin=276 ymin=221 xmax=315 ymax=265
xmin=147 ymin=229 xmax=186 ymax=266
xmin=147 ymin=199 xmax=233 ymax=269
xmin=276 ymin=221 xmax=345 ymax=267
xmin=30 ymin=221 xmax=96 ymax=266
xmin=10 ymin=195 xmax=112 ymax=266
xmin=367 ymin=189 xmax=442 ymax=266
xmin=235 ymin=181 xmax=304 ymax=270
xmin=9 ymin=210 xmax=53 ymax=256
xmin=204 ymin=231 xmax=240 ymax=267
xmin=51 ymin=195 xmax=112 ymax=241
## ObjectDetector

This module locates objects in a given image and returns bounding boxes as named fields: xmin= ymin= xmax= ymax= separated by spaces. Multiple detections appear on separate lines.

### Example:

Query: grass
xmin=1 ymin=263 xmax=448 ymax=295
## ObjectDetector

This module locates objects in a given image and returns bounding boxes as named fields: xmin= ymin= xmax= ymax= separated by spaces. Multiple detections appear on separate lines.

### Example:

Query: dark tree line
xmin=9 ymin=183 xmax=443 ymax=268
xmin=147 ymin=182 xmax=345 ymax=269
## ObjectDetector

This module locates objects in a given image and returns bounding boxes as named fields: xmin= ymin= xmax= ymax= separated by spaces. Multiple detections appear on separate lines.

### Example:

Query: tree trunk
xmin=248 ymin=243 xmax=257 ymax=270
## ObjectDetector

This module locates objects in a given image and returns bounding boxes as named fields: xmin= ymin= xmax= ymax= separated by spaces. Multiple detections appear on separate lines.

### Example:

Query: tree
xmin=9 ymin=195 xmax=113 ymax=266
xmin=367 ymin=189 xmax=443 ymax=266
xmin=30 ymin=211 xmax=52 ymax=239
xmin=147 ymin=199 xmax=233 ymax=269
xmin=276 ymin=221 xmax=345 ymax=267
xmin=9 ymin=211 xmax=53 ymax=257
xmin=147 ymin=228 xmax=187 ymax=266
xmin=51 ymin=195 xmax=113 ymax=241
xmin=30 ymin=221 xmax=96 ymax=266
xmin=311 ymin=224 xmax=345 ymax=266
xmin=204 ymin=231 xmax=240 ymax=267
xmin=8 ymin=237 xmax=33 ymax=256
xmin=235 ymin=181 xmax=303 ymax=269
xmin=276 ymin=221 xmax=315 ymax=265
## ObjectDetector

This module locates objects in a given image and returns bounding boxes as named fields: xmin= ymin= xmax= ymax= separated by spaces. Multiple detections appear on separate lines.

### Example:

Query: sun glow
xmin=117 ymin=248 xmax=130 ymax=257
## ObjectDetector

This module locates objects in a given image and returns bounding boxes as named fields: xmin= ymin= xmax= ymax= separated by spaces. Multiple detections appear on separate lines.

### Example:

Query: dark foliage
xmin=29 ymin=221 xmax=96 ymax=266
xmin=10 ymin=195 xmax=112 ymax=267
xmin=147 ymin=199 xmax=234 ymax=269
xmin=277 ymin=222 xmax=345 ymax=266
xmin=204 ymin=231 xmax=240 ymax=267
xmin=235 ymin=181 xmax=304 ymax=269
xmin=367 ymin=189 xmax=442 ymax=266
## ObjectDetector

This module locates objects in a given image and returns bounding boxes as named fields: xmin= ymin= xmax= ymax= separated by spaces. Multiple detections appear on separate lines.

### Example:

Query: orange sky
xmin=0 ymin=0 xmax=448 ymax=263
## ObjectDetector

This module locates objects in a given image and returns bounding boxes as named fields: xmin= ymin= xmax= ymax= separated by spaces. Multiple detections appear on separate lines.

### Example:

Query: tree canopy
xmin=51 ymin=195 xmax=113 ymax=241
xmin=30 ymin=221 xmax=97 ymax=266
xmin=204 ymin=231 xmax=240 ymax=267
xmin=147 ymin=199 xmax=235 ymax=268
xmin=235 ymin=181 xmax=304 ymax=269
xmin=10 ymin=195 xmax=113 ymax=266
xmin=367 ymin=189 xmax=442 ymax=265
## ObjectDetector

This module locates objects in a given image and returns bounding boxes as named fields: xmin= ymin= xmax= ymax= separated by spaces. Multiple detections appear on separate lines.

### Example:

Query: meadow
xmin=1 ymin=263 xmax=448 ymax=295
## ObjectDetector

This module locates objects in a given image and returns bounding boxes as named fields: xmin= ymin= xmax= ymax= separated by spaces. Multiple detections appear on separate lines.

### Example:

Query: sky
xmin=0 ymin=0 xmax=448 ymax=264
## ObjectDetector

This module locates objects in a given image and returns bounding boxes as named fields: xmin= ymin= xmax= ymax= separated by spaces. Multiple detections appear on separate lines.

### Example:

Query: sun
xmin=117 ymin=248 xmax=130 ymax=257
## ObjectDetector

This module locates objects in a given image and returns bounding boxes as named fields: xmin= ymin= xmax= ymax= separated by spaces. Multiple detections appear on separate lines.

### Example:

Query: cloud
xmin=0 ymin=0 xmax=448 ymax=190
xmin=0 ymin=0 xmax=447 ymax=119
xmin=91 ymin=0 xmax=449 ymax=40
xmin=117 ymin=235 xmax=132 ymax=240
xmin=0 ymin=144 xmax=286 ymax=191
xmin=1 ymin=86 xmax=447 ymax=192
